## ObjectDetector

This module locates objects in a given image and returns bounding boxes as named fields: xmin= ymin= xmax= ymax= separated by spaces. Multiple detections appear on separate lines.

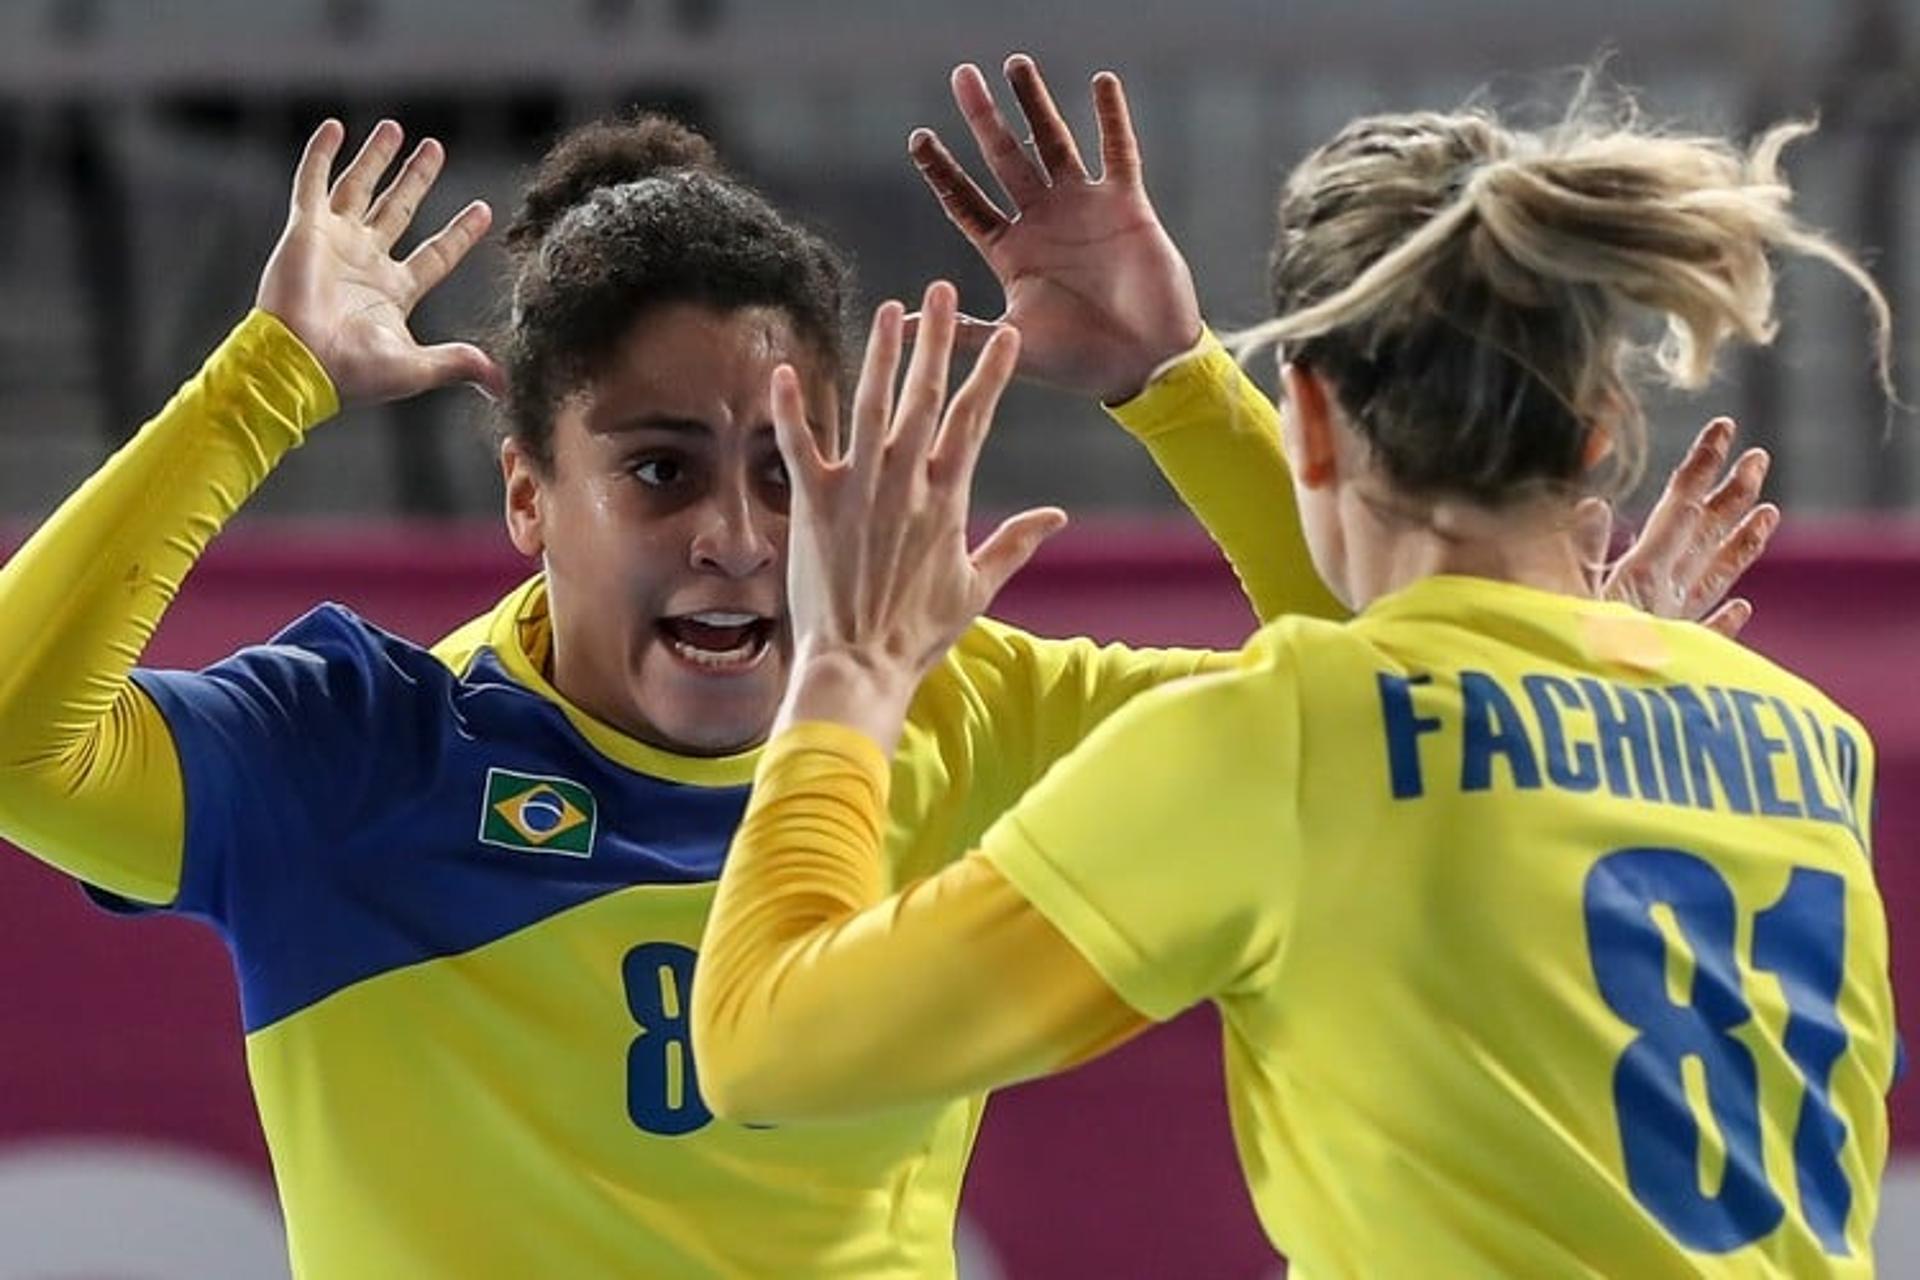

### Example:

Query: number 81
xmin=1584 ymin=848 xmax=1854 ymax=1255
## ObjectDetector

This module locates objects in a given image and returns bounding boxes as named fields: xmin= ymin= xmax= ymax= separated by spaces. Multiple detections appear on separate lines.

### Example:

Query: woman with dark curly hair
xmin=0 ymin=99 xmax=1332 ymax=1276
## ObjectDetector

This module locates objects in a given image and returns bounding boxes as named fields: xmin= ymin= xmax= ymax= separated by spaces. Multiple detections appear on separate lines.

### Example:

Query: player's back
xmin=1236 ymin=574 xmax=1895 ymax=1278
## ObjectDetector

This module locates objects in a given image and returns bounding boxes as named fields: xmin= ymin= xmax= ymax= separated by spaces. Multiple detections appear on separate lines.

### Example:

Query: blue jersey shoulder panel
xmin=127 ymin=604 xmax=750 ymax=1032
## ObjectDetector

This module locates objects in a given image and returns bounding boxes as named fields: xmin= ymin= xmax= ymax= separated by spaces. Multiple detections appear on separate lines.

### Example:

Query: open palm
xmin=1599 ymin=417 xmax=1780 ymax=638
xmin=912 ymin=58 xmax=1201 ymax=404
xmin=256 ymin=119 xmax=503 ymax=409
xmin=773 ymin=283 xmax=1065 ymax=750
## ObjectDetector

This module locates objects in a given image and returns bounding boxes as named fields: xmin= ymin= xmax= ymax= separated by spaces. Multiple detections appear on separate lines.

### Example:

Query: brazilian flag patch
xmin=478 ymin=768 xmax=598 ymax=858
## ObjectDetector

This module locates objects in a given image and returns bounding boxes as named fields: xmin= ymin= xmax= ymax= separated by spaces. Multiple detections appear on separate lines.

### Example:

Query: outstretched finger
xmin=1685 ymin=502 xmax=1780 ymax=618
xmin=291 ymin=119 xmax=345 ymax=213
xmin=1571 ymin=497 xmax=1614 ymax=578
xmin=415 ymin=341 xmax=507 ymax=401
xmin=848 ymin=301 xmax=906 ymax=478
xmin=402 ymin=199 xmax=492 ymax=305
xmin=1698 ymin=446 xmax=1771 ymax=540
xmin=951 ymin=62 xmax=1048 ymax=207
xmin=1701 ymin=598 xmax=1754 ymax=639
xmin=366 ymin=137 xmax=447 ymax=250
xmin=891 ymin=281 xmax=959 ymax=459
xmin=330 ymin=119 xmax=404 ymax=219
xmin=1006 ymin=53 xmax=1089 ymax=183
xmin=1630 ymin=416 xmax=1737 ymax=577
xmin=971 ymin=506 xmax=1069 ymax=608
xmin=770 ymin=363 xmax=831 ymax=491
xmin=931 ymin=325 xmax=1022 ymax=486
xmin=908 ymin=129 xmax=1009 ymax=249
xmin=1091 ymin=71 xmax=1142 ymax=186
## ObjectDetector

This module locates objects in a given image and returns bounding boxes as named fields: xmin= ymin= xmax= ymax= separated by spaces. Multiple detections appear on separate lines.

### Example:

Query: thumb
xmin=420 ymin=342 xmax=507 ymax=401
xmin=1571 ymin=496 xmax=1615 ymax=583
xmin=970 ymin=507 xmax=1068 ymax=606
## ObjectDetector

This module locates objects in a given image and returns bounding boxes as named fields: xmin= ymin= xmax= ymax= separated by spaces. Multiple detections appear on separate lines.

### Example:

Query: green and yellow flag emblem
xmin=479 ymin=769 xmax=597 ymax=857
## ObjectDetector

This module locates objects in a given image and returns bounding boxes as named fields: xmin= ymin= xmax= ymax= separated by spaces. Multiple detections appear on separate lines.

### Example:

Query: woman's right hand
xmin=255 ymin=119 xmax=505 ymax=408
xmin=911 ymin=57 xmax=1202 ymax=405
xmin=771 ymin=282 xmax=1067 ymax=752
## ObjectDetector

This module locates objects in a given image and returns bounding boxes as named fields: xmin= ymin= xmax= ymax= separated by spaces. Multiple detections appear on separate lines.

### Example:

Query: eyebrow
xmin=591 ymin=415 xmax=714 ymax=439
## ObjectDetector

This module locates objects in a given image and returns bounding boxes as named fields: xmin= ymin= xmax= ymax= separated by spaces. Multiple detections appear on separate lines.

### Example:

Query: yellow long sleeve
xmin=873 ymin=335 xmax=1340 ymax=864
xmin=1112 ymin=330 xmax=1345 ymax=623
xmin=694 ymin=722 xmax=1139 ymax=1124
xmin=0 ymin=310 xmax=337 ymax=902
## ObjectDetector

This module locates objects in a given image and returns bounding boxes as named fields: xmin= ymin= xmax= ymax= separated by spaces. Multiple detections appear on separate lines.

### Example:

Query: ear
xmin=1280 ymin=362 xmax=1341 ymax=490
xmin=501 ymin=436 xmax=546 ymax=559
xmin=1582 ymin=392 xmax=1624 ymax=471
xmin=1581 ymin=423 xmax=1617 ymax=471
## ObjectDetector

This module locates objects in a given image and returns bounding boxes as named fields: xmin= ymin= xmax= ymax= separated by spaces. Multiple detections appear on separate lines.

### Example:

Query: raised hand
xmin=771 ymin=282 xmax=1067 ymax=750
xmin=256 ymin=119 xmax=505 ymax=408
xmin=910 ymin=56 xmax=1201 ymax=404
xmin=1596 ymin=417 xmax=1780 ymax=637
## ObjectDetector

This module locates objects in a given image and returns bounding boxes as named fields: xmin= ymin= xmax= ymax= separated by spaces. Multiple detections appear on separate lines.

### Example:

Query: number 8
xmin=1584 ymin=848 xmax=1853 ymax=1255
xmin=623 ymin=942 xmax=712 ymax=1137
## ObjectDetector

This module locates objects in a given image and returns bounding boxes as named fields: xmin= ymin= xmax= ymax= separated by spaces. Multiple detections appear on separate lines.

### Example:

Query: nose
xmin=688 ymin=476 xmax=778 ymax=579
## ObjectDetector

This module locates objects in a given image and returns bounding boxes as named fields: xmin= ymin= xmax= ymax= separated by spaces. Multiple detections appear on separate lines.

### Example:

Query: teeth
xmin=684 ymin=611 xmax=761 ymax=626
xmin=668 ymin=636 xmax=764 ymax=670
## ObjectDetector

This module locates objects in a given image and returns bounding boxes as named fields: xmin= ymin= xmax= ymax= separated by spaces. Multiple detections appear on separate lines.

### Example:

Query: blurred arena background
xmin=0 ymin=1 xmax=1916 ymax=1276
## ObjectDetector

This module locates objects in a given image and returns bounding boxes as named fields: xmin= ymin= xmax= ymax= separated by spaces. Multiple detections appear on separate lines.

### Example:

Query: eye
xmin=629 ymin=456 xmax=683 ymax=487
xmin=761 ymin=455 xmax=790 ymax=489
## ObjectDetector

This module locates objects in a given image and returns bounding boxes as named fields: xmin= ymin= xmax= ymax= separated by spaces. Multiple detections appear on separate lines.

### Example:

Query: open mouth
xmin=656 ymin=611 xmax=777 ymax=675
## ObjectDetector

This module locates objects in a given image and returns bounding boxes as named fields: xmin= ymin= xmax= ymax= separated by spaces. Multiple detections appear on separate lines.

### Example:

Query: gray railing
xmin=0 ymin=0 xmax=1913 ymax=518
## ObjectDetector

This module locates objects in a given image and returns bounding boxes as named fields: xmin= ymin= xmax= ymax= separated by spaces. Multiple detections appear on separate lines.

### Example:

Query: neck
xmin=1342 ymin=484 xmax=1594 ymax=608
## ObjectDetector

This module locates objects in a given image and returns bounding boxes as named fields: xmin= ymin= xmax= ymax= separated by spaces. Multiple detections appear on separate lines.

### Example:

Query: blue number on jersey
xmin=623 ymin=942 xmax=713 ymax=1136
xmin=1752 ymin=868 xmax=1854 ymax=1252
xmin=1584 ymin=848 xmax=1853 ymax=1254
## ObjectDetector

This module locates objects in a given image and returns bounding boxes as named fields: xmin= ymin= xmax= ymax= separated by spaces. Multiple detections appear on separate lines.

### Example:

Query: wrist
xmin=231 ymin=309 xmax=342 ymax=437
xmin=776 ymin=646 xmax=920 ymax=755
xmin=1100 ymin=322 xmax=1210 ymax=408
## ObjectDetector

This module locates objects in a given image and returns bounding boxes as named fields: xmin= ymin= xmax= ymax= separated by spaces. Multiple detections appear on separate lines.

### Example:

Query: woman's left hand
xmin=769 ymin=281 xmax=1067 ymax=752
xmin=1593 ymin=416 xmax=1779 ymax=637
xmin=908 ymin=57 xmax=1202 ymax=405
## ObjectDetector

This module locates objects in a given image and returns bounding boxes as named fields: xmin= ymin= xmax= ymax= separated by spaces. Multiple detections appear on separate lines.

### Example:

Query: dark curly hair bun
xmin=497 ymin=112 xmax=853 ymax=468
xmin=505 ymin=115 xmax=723 ymax=256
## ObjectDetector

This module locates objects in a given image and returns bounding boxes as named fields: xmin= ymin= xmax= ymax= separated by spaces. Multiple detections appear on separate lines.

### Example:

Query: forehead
xmin=583 ymin=303 xmax=832 ymax=421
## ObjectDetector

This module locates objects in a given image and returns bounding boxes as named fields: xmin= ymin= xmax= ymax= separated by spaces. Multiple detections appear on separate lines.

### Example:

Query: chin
xmin=637 ymin=668 xmax=786 ymax=757
xmin=654 ymin=706 xmax=778 ymax=756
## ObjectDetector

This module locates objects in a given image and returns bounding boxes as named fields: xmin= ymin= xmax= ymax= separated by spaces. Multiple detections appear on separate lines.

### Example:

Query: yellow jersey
xmin=0 ymin=313 xmax=1333 ymax=1277
xmin=202 ymin=581 xmax=1227 ymax=1277
xmin=987 ymin=574 xmax=1895 ymax=1277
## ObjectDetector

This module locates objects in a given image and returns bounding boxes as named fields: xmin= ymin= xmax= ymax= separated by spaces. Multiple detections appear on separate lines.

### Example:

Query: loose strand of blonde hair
xmin=1234 ymin=96 xmax=1898 ymax=502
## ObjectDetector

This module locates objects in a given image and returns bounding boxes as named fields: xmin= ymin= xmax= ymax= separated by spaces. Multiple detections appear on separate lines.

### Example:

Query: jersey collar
xmin=479 ymin=575 xmax=764 ymax=789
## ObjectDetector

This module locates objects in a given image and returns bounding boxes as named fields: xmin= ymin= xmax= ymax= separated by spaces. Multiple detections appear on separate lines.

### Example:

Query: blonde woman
xmin=695 ymin=67 xmax=1898 ymax=1277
